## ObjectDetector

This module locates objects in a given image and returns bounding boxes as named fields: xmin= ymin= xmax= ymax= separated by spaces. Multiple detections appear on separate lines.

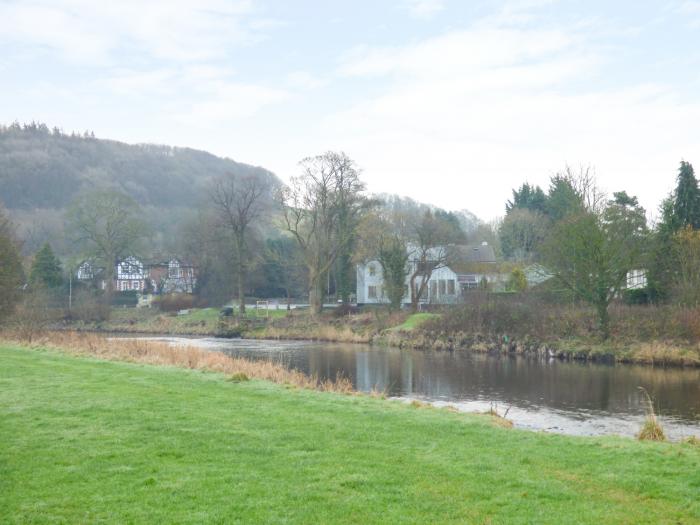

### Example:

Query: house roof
xmin=455 ymin=243 xmax=497 ymax=263
xmin=448 ymin=244 xmax=513 ymax=275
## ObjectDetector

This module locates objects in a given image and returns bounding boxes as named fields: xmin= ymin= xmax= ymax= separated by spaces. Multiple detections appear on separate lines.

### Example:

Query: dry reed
xmin=637 ymin=387 xmax=666 ymax=441
xmin=1 ymin=330 xmax=355 ymax=394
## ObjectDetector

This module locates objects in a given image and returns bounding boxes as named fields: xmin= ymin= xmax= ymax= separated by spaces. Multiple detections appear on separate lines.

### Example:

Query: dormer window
xmin=368 ymin=264 xmax=376 ymax=277
xmin=168 ymin=260 xmax=181 ymax=279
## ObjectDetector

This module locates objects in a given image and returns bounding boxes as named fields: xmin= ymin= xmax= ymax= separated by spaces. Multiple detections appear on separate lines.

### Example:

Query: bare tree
xmin=210 ymin=174 xmax=270 ymax=314
xmin=65 ymin=190 xmax=147 ymax=308
xmin=280 ymin=152 xmax=368 ymax=316
xmin=407 ymin=210 xmax=462 ymax=312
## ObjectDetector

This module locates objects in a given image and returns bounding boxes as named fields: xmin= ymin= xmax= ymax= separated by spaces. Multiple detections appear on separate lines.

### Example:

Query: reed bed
xmin=0 ymin=330 xmax=356 ymax=394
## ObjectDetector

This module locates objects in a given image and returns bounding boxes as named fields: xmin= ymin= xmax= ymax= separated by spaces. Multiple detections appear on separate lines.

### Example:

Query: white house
xmin=357 ymin=242 xmax=506 ymax=306
xmin=625 ymin=269 xmax=647 ymax=290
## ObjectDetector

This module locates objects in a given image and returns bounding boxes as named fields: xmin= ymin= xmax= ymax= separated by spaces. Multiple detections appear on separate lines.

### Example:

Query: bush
xmin=68 ymin=290 xmax=110 ymax=322
xmin=622 ymin=288 xmax=650 ymax=305
xmin=111 ymin=290 xmax=138 ymax=307
xmin=154 ymin=293 xmax=196 ymax=312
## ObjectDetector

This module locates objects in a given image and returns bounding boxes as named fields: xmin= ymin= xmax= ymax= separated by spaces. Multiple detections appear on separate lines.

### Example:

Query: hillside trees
xmin=66 ymin=190 xmax=147 ymax=306
xmin=281 ymin=152 xmax=370 ymax=316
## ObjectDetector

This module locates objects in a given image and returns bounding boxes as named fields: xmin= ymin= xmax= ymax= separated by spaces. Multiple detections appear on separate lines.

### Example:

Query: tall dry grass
xmin=0 ymin=330 xmax=355 ymax=394
xmin=637 ymin=387 xmax=666 ymax=442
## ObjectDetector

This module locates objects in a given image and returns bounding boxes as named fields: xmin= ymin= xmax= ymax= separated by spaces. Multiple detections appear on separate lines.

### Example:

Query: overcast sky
xmin=2 ymin=0 xmax=700 ymax=220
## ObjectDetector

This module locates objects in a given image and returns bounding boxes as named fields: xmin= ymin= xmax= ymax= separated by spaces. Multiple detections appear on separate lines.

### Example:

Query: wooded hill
xmin=0 ymin=122 xmax=487 ymax=258
xmin=0 ymin=122 xmax=276 ymax=211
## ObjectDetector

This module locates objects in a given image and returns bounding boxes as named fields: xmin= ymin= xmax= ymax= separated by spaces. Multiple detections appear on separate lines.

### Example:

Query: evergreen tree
xmin=505 ymin=183 xmax=547 ymax=214
xmin=29 ymin=242 xmax=63 ymax=288
xmin=672 ymin=161 xmax=700 ymax=229
xmin=546 ymin=175 xmax=583 ymax=221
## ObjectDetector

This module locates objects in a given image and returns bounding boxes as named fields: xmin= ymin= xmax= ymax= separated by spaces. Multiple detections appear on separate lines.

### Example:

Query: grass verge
xmin=1 ymin=342 xmax=700 ymax=523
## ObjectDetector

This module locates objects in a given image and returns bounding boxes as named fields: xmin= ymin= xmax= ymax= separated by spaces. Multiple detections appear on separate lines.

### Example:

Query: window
xmin=133 ymin=280 xmax=141 ymax=290
xmin=439 ymin=279 xmax=446 ymax=295
xmin=368 ymin=285 xmax=377 ymax=299
xmin=169 ymin=260 xmax=181 ymax=279
xmin=429 ymin=281 xmax=437 ymax=298
xmin=368 ymin=264 xmax=376 ymax=277
xmin=448 ymin=279 xmax=455 ymax=294
xmin=120 ymin=281 xmax=127 ymax=291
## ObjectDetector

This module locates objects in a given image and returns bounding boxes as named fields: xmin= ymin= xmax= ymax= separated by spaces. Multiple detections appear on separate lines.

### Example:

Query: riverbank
xmin=248 ymin=310 xmax=700 ymax=367
xmin=54 ymin=304 xmax=700 ymax=367
xmin=2 ymin=341 xmax=699 ymax=523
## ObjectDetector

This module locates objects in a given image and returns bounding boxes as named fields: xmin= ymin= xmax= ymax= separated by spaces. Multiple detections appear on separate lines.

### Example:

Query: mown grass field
xmin=1 ymin=344 xmax=699 ymax=524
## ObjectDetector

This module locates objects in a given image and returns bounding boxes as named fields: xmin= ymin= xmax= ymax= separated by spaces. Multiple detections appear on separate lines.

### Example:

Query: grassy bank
xmin=61 ymin=307 xmax=288 ymax=336
xmin=2 ymin=343 xmax=699 ymax=524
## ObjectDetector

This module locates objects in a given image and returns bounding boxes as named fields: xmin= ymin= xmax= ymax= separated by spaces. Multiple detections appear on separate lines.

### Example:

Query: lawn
xmin=1 ymin=344 xmax=699 ymax=524
xmin=390 ymin=312 xmax=440 ymax=331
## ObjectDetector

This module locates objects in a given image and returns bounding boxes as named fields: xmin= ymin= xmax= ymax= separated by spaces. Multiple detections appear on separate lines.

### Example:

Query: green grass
xmin=92 ymin=307 xmax=289 ymax=335
xmin=390 ymin=312 xmax=440 ymax=331
xmin=2 ymin=345 xmax=699 ymax=524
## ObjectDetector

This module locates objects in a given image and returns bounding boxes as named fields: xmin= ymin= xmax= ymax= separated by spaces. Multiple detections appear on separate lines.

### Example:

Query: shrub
xmin=154 ymin=293 xmax=195 ymax=312
xmin=622 ymin=288 xmax=650 ymax=305
xmin=111 ymin=290 xmax=138 ymax=307
xmin=68 ymin=290 xmax=110 ymax=322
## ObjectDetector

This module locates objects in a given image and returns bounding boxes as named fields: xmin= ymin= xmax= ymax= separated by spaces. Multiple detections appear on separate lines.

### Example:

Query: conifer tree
xmin=29 ymin=242 xmax=63 ymax=288
xmin=672 ymin=161 xmax=700 ymax=229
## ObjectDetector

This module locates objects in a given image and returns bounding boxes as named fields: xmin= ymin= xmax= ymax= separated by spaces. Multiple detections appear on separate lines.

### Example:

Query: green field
xmin=1 ymin=345 xmax=699 ymax=524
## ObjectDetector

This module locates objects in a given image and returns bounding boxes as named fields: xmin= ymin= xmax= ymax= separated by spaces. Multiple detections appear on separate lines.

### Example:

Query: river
xmin=135 ymin=336 xmax=700 ymax=440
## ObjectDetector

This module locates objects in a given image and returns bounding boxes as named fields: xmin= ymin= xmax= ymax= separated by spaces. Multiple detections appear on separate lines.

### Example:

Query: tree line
xmin=498 ymin=161 xmax=700 ymax=338
xmin=0 ymin=150 xmax=478 ymax=322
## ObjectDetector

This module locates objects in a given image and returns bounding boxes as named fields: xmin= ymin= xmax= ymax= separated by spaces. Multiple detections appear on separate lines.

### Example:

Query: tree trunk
xmin=409 ymin=273 xmax=419 ymax=313
xmin=237 ymin=266 xmax=246 ymax=315
xmin=235 ymin=234 xmax=246 ymax=314
xmin=596 ymin=299 xmax=610 ymax=340
xmin=103 ymin=259 xmax=115 ymax=320
xmin=308 ymin=269 xmax=323 ymax=316
xmin=336 ymin=251 xmax=352 ymax=305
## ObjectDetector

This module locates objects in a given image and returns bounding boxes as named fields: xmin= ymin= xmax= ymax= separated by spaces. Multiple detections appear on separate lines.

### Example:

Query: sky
xmin=1 ymin=0 xmax=700 ymax=221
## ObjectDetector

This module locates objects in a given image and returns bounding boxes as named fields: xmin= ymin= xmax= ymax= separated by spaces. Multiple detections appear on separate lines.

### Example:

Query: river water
xmin=136 ymin=336 xmax=700 ymax=440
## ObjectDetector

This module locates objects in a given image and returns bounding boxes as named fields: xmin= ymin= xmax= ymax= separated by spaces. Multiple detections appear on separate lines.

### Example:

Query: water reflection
xmin=138 ymin=337 xmax=700 ymax=439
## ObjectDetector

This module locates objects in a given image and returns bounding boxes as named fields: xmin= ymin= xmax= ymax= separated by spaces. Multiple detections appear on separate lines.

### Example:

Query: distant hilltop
xmin=0 ymin=121 xmax=277 ymax=211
